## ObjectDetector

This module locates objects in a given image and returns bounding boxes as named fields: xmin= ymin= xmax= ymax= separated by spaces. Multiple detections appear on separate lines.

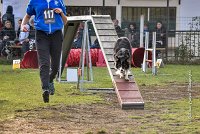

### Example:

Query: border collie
xmin=113 ymin=37 xmax=132 ymax=81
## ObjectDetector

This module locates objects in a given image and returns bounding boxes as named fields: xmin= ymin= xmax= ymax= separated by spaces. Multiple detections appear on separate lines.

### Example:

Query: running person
xmin=21 ymin=0 xmax=67 ymax=103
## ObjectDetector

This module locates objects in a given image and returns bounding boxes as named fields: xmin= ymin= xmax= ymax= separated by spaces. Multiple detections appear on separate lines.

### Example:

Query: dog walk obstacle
xmin=142 ymin=32 xmax=157 ymax=75
xmin=58 ymin=15 xmax=144 ymax=109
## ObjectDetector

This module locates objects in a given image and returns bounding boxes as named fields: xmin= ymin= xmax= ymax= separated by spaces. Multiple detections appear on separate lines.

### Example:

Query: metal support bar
xmin=77 ymin=20 xmax=93 ymax=91
xmin=142 ymin=32 xmax=157 ymax=75
xmin=142 ymin=32 xmax=149 ymax=73
xmin=140 ymin=15 xmax=144 ymax=47
xmin=152 ymin=32 xmax=157 ymax=75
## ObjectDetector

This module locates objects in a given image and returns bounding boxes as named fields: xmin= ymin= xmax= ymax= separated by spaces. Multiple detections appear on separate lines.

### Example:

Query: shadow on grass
xmin=0 ymin=57 xmax=13 ymax=65
xmin=0 ymin=100 xmax=9 ymax=105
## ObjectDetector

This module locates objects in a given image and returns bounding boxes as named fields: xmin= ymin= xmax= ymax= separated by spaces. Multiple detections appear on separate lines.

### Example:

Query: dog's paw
xmin=125 ymin=77 xmax=129 ymax=81
xmin=115 ymin=70 xmax=120 ymax=75
xmin=120 ymin=73 xmax=124 ymax=78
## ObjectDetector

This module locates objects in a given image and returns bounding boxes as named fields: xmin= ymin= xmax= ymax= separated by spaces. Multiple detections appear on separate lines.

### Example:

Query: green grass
xmin=133 ymin=64 xmax=200 ymax=86
xmin=135 ymin=98 xmax=200 ymax=133
xmin=0 ymin=65 xmax=104 ymax=120
xmin=0 ymin=64 xmax=200 ymax=133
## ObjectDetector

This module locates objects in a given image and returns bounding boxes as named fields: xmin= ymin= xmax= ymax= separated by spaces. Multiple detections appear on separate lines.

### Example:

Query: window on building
xmin=122 ymin=7 xmax=176 ymax=31
xmin=68 ymin=6 xmax=116 ymax=19
xmin=67 ymin=6 xmax=116 ymax=36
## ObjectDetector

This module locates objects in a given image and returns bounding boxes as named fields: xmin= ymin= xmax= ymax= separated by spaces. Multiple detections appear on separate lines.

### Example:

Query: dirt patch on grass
xmin=1 ymin=84 xmax=200 ymax=134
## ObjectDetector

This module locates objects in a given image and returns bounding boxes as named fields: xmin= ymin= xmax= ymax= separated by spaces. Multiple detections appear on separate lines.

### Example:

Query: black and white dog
xmin=113 ymin=37 xmax=132 ymax=81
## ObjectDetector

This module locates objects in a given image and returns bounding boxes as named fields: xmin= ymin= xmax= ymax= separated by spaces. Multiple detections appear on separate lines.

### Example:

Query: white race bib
xmin=44 ymin=9 xmax=55 ymax=24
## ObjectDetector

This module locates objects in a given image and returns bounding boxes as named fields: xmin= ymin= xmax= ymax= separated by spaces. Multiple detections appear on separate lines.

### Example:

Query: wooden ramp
xmin=61 ymin=15 xmax=144 ymax=109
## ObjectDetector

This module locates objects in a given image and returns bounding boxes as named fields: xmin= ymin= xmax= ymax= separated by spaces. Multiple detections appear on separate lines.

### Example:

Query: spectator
xmin=2 ymin=5 xmax=15 ymax=30
xmin=144 ymin=23 xmax=149 ymax=35
xmin=143 ymin=23 xmax=149 ymax=47
xmin=0 ymin=12 xmax=3 ymax=31
xmin=0 ymin=20 xmax=16 ymax=41
xmin=154 ymin=21 xmax=166 ymax=48
xmin=0 ymin=20 xmax=16 ymax=56
xmin=17 ymin=19 xmax=22 ymax=38
xmin=73 ymin=23 xmax=84 ymax=48
xmin=90 ymin=39 xmax=100 ymax=49
xmin=113 ymin=19 xmax=123 ymax=37
xmin=154 ymin=21 xmax=166 ymax=58
xmin=67 ymin=11 xmax=73 ymax=16
xmin=125 ymin=22 xmax=139 ymax=48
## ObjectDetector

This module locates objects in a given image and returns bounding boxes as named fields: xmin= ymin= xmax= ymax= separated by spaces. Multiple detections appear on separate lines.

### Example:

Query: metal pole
xmin=102 ymin=0 xmax=105 ymax=15
xmin=188 ymin=70 xmax=192 ymax=122
xmin=80 ymin=21 xmax=87 ymax=91
xmin=85 ymin=22 xmax=90 ymax=81
xmin=142 ymin=32 xmax=149 ymax=73
xmin=86 ymin=22 xmax=93 ymax=81
xmin=58 ymin=50 xmax=63 ymax=82
xmin=140 ymin=15 xmax=144 ymax=47
xmin=89 ymin=7 xmax=92 ymax=15
xmin=166 ymin=0 xmax=169 ymax=61
xmin=118 ymin=0 xmax=120 ymax=5
xmin=152 ymin=32 xmax=157 ymax=75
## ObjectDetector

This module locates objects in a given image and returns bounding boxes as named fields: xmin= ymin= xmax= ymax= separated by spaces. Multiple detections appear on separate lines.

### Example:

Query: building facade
xmin=66 ymin=0 xmax=180 ymax=30
xmin=2 ymin=0 xmax=200 ymax=30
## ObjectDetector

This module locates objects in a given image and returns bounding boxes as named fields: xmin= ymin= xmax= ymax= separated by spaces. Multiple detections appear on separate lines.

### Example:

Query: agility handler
xmin=21 ymin=0 xmax=67 ymax=103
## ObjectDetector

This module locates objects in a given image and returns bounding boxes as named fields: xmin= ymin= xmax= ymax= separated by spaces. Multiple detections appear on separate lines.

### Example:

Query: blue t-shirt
xmin=26 ymin=0 xmax=67 ymax=34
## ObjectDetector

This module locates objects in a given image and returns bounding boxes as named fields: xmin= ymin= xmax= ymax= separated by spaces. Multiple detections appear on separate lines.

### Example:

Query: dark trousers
xmin=36 ymin=30 xmax=63 ymax=90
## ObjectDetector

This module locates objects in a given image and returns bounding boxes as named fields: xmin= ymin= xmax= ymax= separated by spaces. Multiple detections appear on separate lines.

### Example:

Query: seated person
xmin=0 ymin=20 xmax=16 ymax=56
xmin=90 ymin=39 xmax=100 ymax=49
xmin=125 ymin=22 xmax=139 ymax=48
xmin=113 ymin=19 xmax=124 ymax=37
xmin=72 ymin=22 xmax=92 ymax=49
xmin=154 ymin=21 xmax=166 ymax=48
xmin=154 ymin=21 xmax=166 ymax=58
xmin=72 ymin=23 xmax=84 ymax=49
xmin=17 ymin=19 xmax=22 ymax=38
xmin=143 ymin=23 xmax=150 ymax=47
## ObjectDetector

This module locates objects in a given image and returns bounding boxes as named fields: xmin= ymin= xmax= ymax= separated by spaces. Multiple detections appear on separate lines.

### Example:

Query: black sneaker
xmin=42 ymin=90 xmax=49 ymax=103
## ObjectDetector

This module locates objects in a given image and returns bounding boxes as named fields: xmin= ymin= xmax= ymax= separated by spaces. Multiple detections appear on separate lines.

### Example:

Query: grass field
xmin=0 ymin=64 xmax=200 ymax=133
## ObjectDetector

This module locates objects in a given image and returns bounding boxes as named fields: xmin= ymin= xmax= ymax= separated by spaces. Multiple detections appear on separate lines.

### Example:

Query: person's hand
xmin=3 ymin=36 xmax=9 ymax=40
xmin=25 ymin=38 xmax=29 ymax=42
xmin=21 ymin=24 xmax=28 ymax=32
xmin=53 ymin=8 xmax=63 ymax=14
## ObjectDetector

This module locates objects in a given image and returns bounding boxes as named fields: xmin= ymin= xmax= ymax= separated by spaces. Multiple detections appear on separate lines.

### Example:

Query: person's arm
xmin=54 ymin=8 xmax=67 ymax=25
xmin=60 ymin=11 xmax=67 ymax=25
xmin=21 ymin=14 xmax=31 ymax=32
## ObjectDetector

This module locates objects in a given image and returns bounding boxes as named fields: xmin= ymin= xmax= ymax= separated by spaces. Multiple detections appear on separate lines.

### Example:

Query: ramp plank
xmin=101 ymin=42 xmax=115 ymax=48
xmin=105 ymin=55 xmax=115 ymax=61
xmin=116 ymin=82 xmax=138 ymax=91
xmin=99 ymin=36 xmax=118 ymax=42
xmin=93 ymin=17 xmax=113 ymax=24
xmin=104 ymin=49 xmax=114 ymax=54
xmin=97 ymin=30 xmax=117 ymax=36
xmin=95 ymin=24 xmax=115 ymax=30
